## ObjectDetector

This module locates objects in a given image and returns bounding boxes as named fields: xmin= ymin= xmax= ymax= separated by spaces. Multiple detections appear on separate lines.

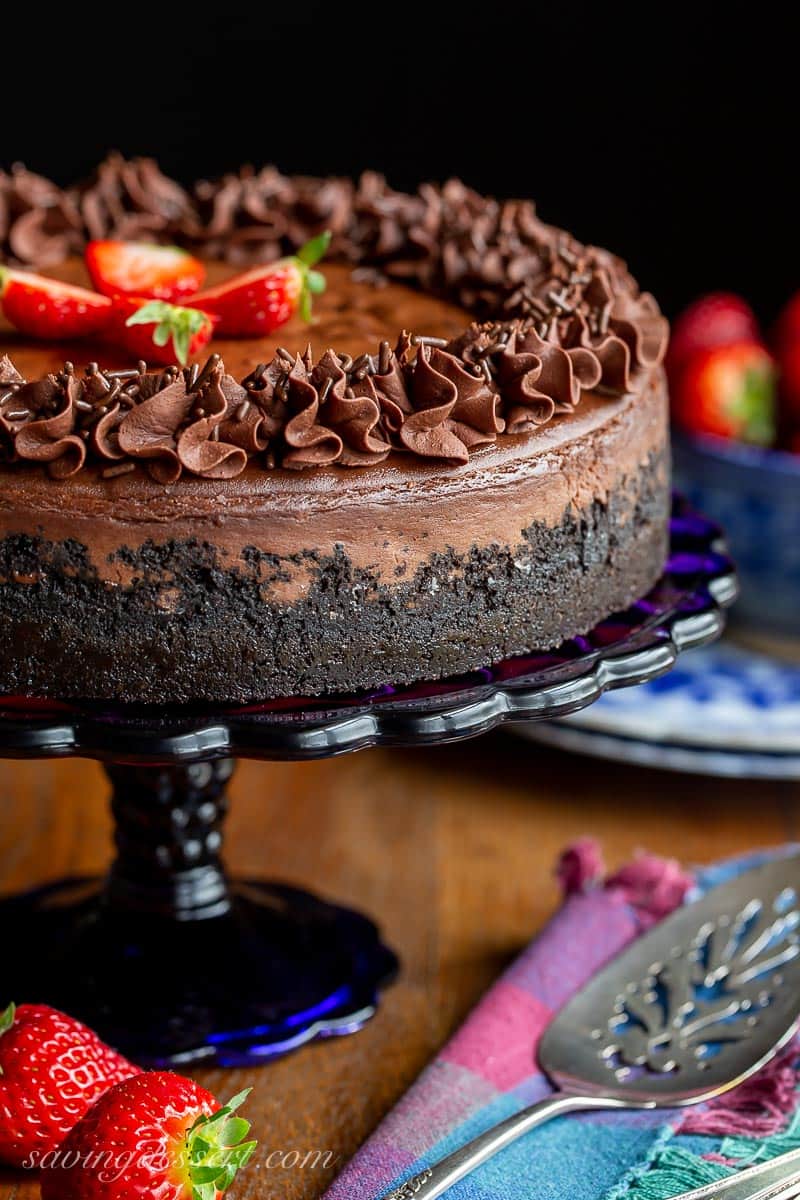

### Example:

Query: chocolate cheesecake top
xmin=0 ymin=156 xmax=669 ymax=482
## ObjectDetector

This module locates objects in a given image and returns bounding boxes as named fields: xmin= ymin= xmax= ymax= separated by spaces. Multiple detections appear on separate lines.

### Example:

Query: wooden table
xmin=1 ymin=735 xmax=796 ymax=1198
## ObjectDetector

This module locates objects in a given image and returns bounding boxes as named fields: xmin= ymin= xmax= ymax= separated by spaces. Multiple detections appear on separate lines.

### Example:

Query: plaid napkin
xmin=325 ymin=842 xmax=800 ymax=1200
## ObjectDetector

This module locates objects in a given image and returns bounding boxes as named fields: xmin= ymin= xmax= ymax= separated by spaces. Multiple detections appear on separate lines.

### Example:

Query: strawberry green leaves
xmin=296 ymin=231 xmax=332 ymax=268
xmin=0 ymin=1003 xmax=14 ymax=1036
xmin=187 ymin=1088 xmax=257 ymax=1200
xmin=0 ymin=1003 xmax=14 ymax=1073
xmin=125 ymin=301 xmax=213 ymax=366
xmin=294 ymin=231 xmax=331 ymax=323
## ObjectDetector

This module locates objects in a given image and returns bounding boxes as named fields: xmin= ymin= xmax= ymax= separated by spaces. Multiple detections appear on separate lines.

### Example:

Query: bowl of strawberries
xmin=670 ymin=291 xmax=800 ymax=635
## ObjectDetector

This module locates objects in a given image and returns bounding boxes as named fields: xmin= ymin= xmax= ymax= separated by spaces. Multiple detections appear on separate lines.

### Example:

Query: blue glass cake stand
xmin=0 ymin=496 xmax=736 ymax=1067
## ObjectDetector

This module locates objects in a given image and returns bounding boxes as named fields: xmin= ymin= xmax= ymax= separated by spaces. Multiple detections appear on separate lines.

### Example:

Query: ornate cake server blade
xmin=382 ymin=855 xmax=800 ymax=1200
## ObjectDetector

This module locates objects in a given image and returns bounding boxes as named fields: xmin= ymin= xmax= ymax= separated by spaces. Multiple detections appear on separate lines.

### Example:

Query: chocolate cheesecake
xmin=0 ymin=160 xmax=670 ymax=704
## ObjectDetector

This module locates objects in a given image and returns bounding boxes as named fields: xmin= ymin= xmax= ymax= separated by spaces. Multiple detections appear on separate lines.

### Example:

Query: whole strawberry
xmin=0 ymin=1002 xmax=140 ymax=1168
xmin=671 ymin=340 xmax=777 ymax=446
xmin=667 ymin=291 xmax=761 ymax=377
xmin=189 ymin=230 xmax=330 ymax=336
xmin=40 ymin=1072 xmax=256 ymax=1200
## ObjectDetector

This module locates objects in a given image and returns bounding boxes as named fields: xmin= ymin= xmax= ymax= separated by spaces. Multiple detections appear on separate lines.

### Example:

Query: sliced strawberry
xmin=108 ymin=296 xmax=217 ymax=366
xmin=667 ymin=292 xmax=761 ymax=378
xmin=189 ymin=231 xmax=331 ymax=336
xmin=86 ymin=240 xmax=206 ymax=302
xmin=0 ymin=268 xmax=112 ymax=339
xmin=671 ymin=340 xmax=777 ymax=446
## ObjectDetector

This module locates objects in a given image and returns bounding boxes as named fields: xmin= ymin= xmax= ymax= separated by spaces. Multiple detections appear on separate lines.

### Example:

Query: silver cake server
xmin=383 ymin=854 xmax=800 ymax=1200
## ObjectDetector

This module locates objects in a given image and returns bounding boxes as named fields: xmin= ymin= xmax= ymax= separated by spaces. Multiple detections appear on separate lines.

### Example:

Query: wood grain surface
xmin=1 ymin=735 xmax=796 ymax=1198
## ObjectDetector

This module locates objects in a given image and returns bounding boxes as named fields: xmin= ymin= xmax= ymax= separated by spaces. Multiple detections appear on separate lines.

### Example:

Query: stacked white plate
xmin=514 ymin=639 xmax=800 ymax=778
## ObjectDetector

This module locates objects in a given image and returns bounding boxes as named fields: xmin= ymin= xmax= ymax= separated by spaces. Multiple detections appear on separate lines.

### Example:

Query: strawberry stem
xmin=307 ymin=270 xmax=326 ymax=295
xmin=125 ymin=300 xmax=210 ymax=366
xmin=0 ymin=1002 xmax=14 ymax=1036
xmin=293 ymin=231 xmax=331 ymax=326
xmin=0 ymin=1002 xmax=15 ymax=1073
xmin=186 ymin=1088 xmax=257 ymax=1200
xmin=297 ymin=231 xmax=332 ymax=267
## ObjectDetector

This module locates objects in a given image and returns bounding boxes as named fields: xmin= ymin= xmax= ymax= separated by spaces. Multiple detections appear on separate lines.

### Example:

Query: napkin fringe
xmin=719 ymin=1100 xmax=800 ymax=1164
xmin=607 ymin=1108 xmax=800 ymax=1199
xmin=558 ymin=839 xmax=693 ymax=925
xmin=679 ymin=1043 xmax=800 ymax=1138
xmin=607 ymin=1050 xmax=800 ymax=1197
xmin=606 ymin=1143 xmax=733 ymax=1199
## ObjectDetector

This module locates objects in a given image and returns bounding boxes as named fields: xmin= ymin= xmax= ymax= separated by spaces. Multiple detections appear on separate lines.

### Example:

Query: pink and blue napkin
xmin=325 ymin=842 xmax=800 ymax=1200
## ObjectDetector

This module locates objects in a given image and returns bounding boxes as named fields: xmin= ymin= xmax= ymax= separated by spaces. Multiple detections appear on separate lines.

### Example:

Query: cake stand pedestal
xmin=0 ymin=496 xmax=736 ymax=1067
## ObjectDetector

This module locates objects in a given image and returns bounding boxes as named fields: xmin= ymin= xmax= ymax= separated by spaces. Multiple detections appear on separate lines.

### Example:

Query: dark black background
xmin=2 ymin=3 xmax=794 ymax=321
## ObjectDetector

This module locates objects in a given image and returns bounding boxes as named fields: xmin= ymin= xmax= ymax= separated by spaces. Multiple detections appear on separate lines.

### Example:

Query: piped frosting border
xmin=0 ymin=157 xmax=668 ymax=480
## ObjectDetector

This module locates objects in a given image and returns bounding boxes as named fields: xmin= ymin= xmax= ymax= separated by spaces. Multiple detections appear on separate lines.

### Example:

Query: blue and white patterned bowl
xmin=673 ymin=432 xmax=800 ymax=635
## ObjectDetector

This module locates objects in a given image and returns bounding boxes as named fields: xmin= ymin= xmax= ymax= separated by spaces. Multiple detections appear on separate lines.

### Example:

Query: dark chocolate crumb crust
xmin=0 ymin=451 xmax=668 ymax=704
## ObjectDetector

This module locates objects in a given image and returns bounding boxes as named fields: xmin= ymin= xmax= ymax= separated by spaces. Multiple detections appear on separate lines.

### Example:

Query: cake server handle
xmin=600 ymin=1149 xmax=800 ymax=1200
xmin=668 ymin=1146 xmax=800 ymax=1200
xmin=379 ymin=1092 xmax=647 ymax=1200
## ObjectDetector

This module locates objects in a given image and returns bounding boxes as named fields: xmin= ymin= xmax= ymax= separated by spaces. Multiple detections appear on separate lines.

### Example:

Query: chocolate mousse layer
xmin=0 ymin=362 xmax=669 ymax=703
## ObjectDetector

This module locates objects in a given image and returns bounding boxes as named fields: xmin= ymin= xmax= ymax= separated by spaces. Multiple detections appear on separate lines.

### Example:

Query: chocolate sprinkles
xmin=0 ymin=158 xmax=669 ymax=483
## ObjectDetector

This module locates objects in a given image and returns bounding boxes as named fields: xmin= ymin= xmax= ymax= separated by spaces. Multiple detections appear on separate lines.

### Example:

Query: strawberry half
xmin=0 ymin=1002 xmax=140 ymax=1168
xmin=86 ymin=240 xmax=206 ymax=302
xmin=40 ymin=1072 xmax=256 ymax=1200
xmin=671 ymin=340 xmax=777 ymax=445
xmin=0 ymin=267 xmax=112 ymax=339
xmin=108 ymin=296 xmax=217 ymax=366
xmin=189 ymin=231 xmax=331 ymax=336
